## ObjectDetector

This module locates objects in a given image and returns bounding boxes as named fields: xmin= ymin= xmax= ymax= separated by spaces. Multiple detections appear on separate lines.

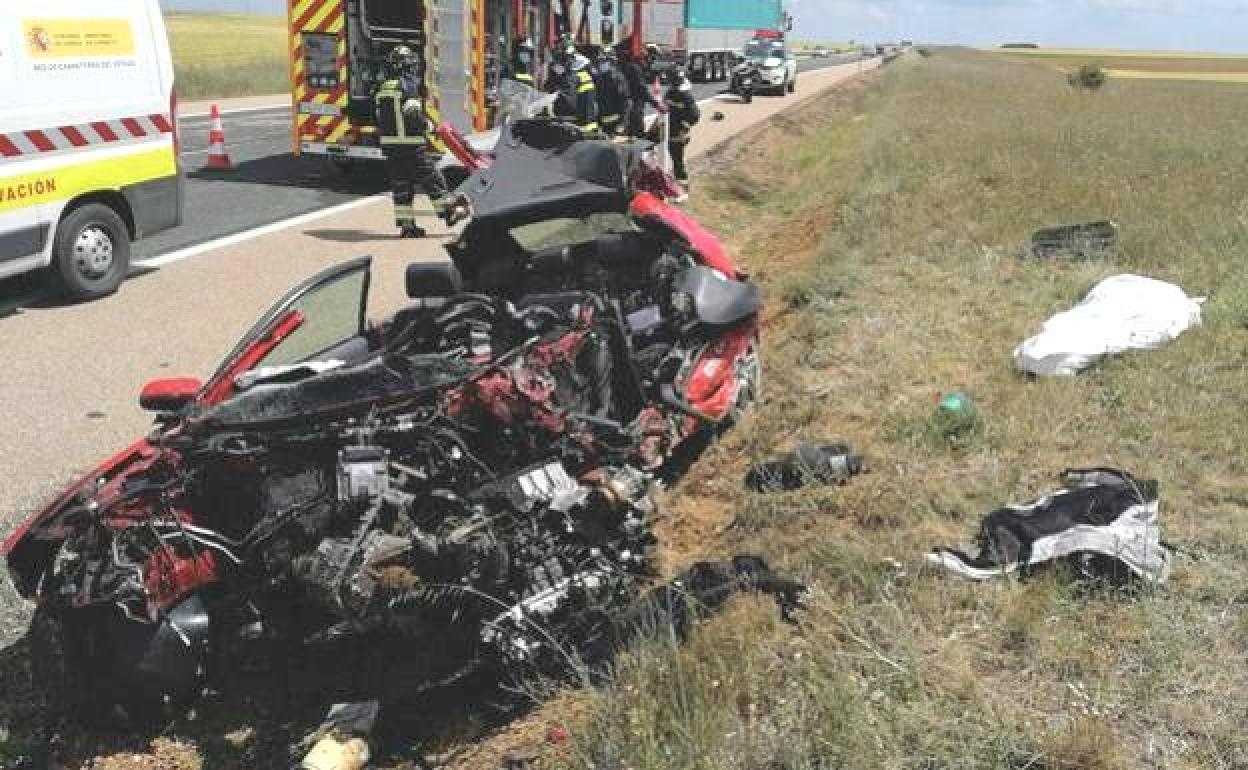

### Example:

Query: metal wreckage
xmin=2 ymin=120 xmax=803 ymax=724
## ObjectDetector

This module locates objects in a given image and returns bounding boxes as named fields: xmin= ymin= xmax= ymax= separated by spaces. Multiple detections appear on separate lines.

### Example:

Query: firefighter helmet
xmin=388 ymin=44 xmax=416 ymax=67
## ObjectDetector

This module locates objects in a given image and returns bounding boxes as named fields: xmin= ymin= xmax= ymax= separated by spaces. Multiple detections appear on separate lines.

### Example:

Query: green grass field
xmin=539 ymin=48 xmax=1248 ymax=770
xmin=1000 ymin=46 xmax=1248 ymax=84
xmin=165 ymin=12 xmax=288 ymax=101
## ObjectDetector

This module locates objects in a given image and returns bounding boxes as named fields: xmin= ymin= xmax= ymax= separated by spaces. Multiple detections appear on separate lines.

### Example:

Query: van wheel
xmin=53 ymin=203 xmax=130 ymax=300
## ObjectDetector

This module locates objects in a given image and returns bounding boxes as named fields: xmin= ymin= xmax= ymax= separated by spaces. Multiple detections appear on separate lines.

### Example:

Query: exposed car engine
xmin=5 ymin=121 xmax=767 ymax=726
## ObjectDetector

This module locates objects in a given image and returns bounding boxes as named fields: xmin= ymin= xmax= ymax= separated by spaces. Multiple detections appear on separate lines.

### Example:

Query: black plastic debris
xmin=609 ymin=555 xmax=808 ymax=646
xmin=745 ymin=443 xmax=864 ymax=493
xmin=1029 ymin=220 xmax=1119 ymax=260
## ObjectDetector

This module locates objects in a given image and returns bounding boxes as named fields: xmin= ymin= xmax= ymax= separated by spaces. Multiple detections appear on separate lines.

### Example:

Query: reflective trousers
xmin=670 ymin=138 xmax=689 ymax=182
xmin=383 ymin=145 xmax=449 ymax=228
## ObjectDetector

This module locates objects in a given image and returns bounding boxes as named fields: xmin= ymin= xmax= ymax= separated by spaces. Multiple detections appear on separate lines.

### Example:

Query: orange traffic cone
xmin=203 ymin=104 xmax=233 ymax=171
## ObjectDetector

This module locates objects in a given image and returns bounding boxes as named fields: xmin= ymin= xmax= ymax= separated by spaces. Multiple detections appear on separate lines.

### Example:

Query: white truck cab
xmin=0 ymin=0 xmax=182 ymax=299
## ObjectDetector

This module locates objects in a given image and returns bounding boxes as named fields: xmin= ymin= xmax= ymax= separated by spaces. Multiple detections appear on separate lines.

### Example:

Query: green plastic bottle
xmin=934 ymin=390 xmax=980 ymax=441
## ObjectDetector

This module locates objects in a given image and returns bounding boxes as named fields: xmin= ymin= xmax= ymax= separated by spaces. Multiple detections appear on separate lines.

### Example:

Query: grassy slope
xmin=543 ymin=48 xmax=1248 ymax=770
xmin=165 ymin=12 xmax=288 ymax=100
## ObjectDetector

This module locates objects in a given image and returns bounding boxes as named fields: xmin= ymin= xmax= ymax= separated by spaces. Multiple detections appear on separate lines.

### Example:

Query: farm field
xmin=165 ymin=12 xmax=289 ymax=100
xmin=999 ymin=46 xmax=1248 ymax=83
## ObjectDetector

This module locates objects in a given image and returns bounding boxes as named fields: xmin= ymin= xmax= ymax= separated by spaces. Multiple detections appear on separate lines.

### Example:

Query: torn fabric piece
xmin=927 ymin=468 xmax=1171 ymax=584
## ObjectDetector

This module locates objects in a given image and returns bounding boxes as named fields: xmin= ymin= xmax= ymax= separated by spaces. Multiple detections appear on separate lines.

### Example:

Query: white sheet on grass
xmin=1014 ymin=274 xmax=1204 ymax=377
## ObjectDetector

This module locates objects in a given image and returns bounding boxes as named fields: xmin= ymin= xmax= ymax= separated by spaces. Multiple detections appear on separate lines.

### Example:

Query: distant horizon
xmin=160 ymin=0 xmax=1248 ymax=56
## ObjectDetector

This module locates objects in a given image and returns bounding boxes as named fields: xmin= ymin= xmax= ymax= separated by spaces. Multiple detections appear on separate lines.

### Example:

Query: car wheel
xmin=52 ymin=203 xmax=131 ymax=300
xmin=690 ymin=55 xmax=705 ymax=82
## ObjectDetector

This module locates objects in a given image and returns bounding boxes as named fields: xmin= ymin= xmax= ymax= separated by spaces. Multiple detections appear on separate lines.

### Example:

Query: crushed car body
xmin=2 ymin=120 xmax=764 ymax=724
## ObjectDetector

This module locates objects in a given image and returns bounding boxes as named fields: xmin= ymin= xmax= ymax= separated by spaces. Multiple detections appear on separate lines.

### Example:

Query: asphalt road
xmin=135 ymin=107 xmax=376 ymax=259
xmin=143 ymin=53 xmax=862 ymax=257
xmin=0 ymin=57 xmax=879 ymax=650
xmin=0 ymin=53 xmax=860 ymax=298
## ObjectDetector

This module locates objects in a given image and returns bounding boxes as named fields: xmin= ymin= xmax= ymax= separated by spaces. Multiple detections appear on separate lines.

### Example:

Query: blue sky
xmin=162 ymin=0 xmax=1248 ymax=53
xmin=790 ymin=0 xmax=1248 ymax=51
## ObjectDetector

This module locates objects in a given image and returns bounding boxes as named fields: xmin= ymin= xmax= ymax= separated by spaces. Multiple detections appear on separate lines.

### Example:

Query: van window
xmin=361 ymin=0 xmax=423 ymax=31
xmin=1 ymin=1 xmax=164 ymax=126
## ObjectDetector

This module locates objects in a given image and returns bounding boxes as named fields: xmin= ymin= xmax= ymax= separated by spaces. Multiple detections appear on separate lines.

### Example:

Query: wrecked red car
xmin=2 ymin=122 xmax=762 ymax=724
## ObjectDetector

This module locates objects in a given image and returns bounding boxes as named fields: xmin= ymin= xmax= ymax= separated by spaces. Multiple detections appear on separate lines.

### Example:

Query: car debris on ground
xmin=745 ymin=443 xmax=864 ymax=492
xmin=1014 ymin=273 xmax=1204 ymax=376
xmin=927 ymin=468 xmax=1172 ymax=584
xmin=300 ymin=701 xmax=379 ymax=770
xmin=1028 ymin=220 xmax=1119 ymax=260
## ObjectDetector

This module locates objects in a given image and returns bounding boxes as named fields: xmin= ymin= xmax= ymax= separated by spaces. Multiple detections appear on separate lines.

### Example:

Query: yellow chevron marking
xmin=304 ymin=0 xmax=337 ymax=35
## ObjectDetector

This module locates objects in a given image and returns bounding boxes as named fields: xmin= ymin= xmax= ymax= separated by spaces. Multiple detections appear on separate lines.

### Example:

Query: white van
xmin=0 ymin=0 xmax=182 ymax=299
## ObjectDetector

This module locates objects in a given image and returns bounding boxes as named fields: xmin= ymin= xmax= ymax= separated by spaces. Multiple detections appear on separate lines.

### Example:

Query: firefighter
xmin=544 ymin=34 xmax=575 ymax=93
xmin=663 ymin=68 xmax=700 ymax=186
xmin=511 ymin=37 xmax=536 ymax=86
xmin=374 ymin=45 xmax=454 ymax=238
xmin=551 ymin=40 xmax=600 ymax=137
xmin=592 ymin=47 xmax=630 ymax=136
xmin=617 ymin=40 xmax=665 ymax=138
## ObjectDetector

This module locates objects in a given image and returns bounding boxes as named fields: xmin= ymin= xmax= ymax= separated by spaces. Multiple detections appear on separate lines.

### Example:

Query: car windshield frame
xmin=201 ymin=257 xmax=372 ymax=398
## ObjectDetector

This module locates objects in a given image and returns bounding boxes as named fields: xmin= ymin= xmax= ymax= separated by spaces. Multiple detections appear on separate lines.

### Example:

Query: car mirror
xmin=406 ymin=262 xmax=463 ymax=299
xmin=139 ymin=377 xmax=203 ymax=412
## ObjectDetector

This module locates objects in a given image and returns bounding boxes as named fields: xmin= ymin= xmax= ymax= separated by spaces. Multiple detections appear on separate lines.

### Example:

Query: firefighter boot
xmin=434 ymin=195 xmax=470 ymax=227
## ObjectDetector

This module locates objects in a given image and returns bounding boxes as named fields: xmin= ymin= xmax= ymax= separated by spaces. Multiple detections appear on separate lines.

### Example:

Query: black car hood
xmin=194 ymin=353 xmax=476 ymax=431
xmin=457 ymin=121 xmax=646 ymax=227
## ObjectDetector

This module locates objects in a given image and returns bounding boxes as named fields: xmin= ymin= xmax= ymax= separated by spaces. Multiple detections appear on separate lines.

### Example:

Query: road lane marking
xmin=138 ymin=194 xmax=387 ymax=269
xmin=157 ymin=63 xmax=872 ymax=268
xmin=180 ymin=103 xmax=291 ymax=120
xmin=1 ymin=61 xmax=874 ymax=318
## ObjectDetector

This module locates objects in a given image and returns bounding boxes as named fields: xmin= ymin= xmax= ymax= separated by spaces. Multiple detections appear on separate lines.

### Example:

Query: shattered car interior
xmin=1 ymin=119 xmax=778 ymax=726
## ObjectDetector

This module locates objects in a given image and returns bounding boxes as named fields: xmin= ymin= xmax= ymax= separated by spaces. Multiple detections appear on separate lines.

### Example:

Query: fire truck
xmin=286 ymin=0 xmax=619 ymax=165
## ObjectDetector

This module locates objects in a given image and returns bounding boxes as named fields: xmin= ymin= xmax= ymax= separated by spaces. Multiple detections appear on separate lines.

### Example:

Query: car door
xmin=198 ymin=257 xmax=373 ymax=406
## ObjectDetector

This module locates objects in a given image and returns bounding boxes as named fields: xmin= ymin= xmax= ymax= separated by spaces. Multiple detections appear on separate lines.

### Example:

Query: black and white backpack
xmin=927 ymin=468 xmax=1172 ymax=584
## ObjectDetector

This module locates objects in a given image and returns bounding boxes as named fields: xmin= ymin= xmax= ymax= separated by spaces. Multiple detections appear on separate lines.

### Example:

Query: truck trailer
xmin=618 ymin=0 xmax=789 ymax=82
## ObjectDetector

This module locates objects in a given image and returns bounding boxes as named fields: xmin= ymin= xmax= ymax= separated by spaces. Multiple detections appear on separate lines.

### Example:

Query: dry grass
xmin=538 ymin=48 xmax=1248 ymax=770
xmin=165 ymin=12 xmax=289 ymax=100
